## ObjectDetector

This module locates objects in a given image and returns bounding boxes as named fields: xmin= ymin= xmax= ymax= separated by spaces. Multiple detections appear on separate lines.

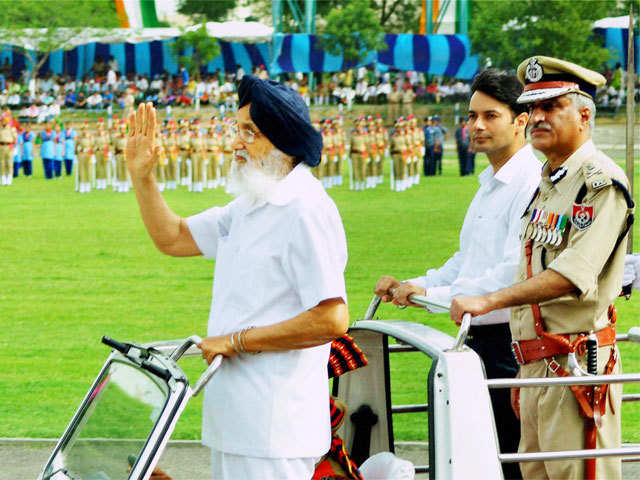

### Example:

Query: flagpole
xmin=626 ymin=5 xmax=636 ymax=253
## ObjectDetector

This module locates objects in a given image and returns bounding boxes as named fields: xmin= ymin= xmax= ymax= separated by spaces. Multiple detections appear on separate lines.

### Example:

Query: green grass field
xmin=2 ymin=149 xmax=640 ymax=445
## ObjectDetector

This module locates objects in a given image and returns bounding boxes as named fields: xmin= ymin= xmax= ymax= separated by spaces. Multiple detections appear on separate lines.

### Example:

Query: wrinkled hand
xmin=126 ymin=102 xmax=159 ymax=180
xmin=511 ymin=387 xmax=520 ymax=420
xmin=198 ymin=335 xmax=236 ymax=364
xmin=391 ymin=282 xmax=426 ymax=307
xmin=450 ymin=296 xmax=492 ymax=326
xmin=374 ymin=275 xmax=401 ymax=303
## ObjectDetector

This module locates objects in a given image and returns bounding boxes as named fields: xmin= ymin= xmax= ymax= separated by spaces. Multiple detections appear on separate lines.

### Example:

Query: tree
xmin=318 ymin=0 xmax=387 ymax=65
xmin=177 ymin=0 xmax=238 ymax=22
xmin=251 ymin=0 xmax=421 ymax=33
xmin=0 ymin=1 xmax=121 ymax=83
xmin=170 ymin=25 xmax=221 ymax=79
xmin=469 ymin=0 xmax=617 ymax=72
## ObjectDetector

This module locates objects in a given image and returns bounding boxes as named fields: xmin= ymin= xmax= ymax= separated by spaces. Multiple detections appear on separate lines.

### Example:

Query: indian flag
xmin=115 ymin=0 xmax=160 ymax=28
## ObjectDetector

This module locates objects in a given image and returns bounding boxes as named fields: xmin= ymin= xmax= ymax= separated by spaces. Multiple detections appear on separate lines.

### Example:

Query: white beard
xmin=226 ymin=148 xmax=290 ymax=204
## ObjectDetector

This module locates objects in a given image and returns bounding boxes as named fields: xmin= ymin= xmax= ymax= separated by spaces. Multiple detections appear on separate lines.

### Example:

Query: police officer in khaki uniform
xmin=350 ymin=118 xmax=368 ymax=191
xmin=205 ymin=119 xmax=221 ymax=189
xmin=75 ymin=121 xmax=94 ymax=193
xmin=365 ymin=116 xmax=378 ymax=189
xmin=390 ymin=117 xmax=408 ymax=192
xmin=0 ymin=115 xmax=16 ymax=186
xmin=165 ymin=121 xmax=179 ymax=190
xmin=94 ymin=119 xmax=110 ymax=190
xmin=451 ymin=57 xmax=633 ymax=480
xmin=178 ymin=119 xmax=192 ymax=187
xmin=402 ymin=84 xmax=416 ymax=116
xmin=332 ymin=118 xmax=345 ymax=187
xmin=113 ymin=120 xmax=128 ymax=192
xmin=190 ymin=119 xmax=205 ymax=193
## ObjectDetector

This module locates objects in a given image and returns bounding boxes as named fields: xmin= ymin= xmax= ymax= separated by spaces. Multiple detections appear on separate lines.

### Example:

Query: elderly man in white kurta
xmin=125 ymin=75 xmax=349 ymax=480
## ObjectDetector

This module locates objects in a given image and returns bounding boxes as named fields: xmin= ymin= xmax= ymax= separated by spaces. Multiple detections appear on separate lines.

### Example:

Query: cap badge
xmin=525 ymin=58 xmax=544 ymax=83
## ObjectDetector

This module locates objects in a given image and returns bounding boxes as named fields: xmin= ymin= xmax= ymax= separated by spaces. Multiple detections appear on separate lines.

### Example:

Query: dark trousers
xmin=466 ymin=152 xmax=476 ymax=176
xmin=53 ymin=160 xmax=62 ymax=177
xmin=457 ymin=148 xmax=467 ymax=176
xmin=13 ymin=161 xmax=20 ymax=177
xmin=22 ymin=160 xmax=32 ymax=176
xmin=466 ymin=323 xmax=522 ymax=480
xmin=43 ymin=158 xmax=53 ymax=179
xmin=433 ymin=148 xmax=443 ymax=175
xmin=64 ymin=159 xmax=73 ymax=176
xmin=423 ymin=146 xmax=435 ymax=176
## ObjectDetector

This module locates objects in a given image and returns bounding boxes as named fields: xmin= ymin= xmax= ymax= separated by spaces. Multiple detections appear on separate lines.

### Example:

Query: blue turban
xmin=238 ymin=75 xmax=323 ymax=167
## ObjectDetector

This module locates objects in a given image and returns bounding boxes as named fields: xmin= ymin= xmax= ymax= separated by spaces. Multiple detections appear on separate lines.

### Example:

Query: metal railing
xmin=363 ymin=294 xmax=640 ymax=470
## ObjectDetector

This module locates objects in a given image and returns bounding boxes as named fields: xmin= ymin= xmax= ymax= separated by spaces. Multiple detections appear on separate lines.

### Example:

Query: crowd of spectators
xmin=0 ymin=55 xmax=635 ymax=124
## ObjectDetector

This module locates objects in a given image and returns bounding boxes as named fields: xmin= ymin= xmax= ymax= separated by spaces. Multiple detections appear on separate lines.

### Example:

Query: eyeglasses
xmin=228 ymin=121 xmax=258 ymax=144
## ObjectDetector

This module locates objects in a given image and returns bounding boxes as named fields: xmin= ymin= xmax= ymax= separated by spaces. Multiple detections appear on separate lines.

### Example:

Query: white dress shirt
xmin=186 ymin=163 xmax=347 ymax=458
xmin=409 ymin=144 xmax=541 ymax=325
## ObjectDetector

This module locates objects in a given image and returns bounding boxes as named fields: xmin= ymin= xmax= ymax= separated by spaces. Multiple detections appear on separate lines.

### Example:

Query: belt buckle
xmin=511 ymin=341 xmax=525 ymax=365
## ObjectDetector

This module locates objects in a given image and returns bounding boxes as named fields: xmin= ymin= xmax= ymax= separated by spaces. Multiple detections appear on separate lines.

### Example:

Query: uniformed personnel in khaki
xmin=450 ymin=56 xmax=634 ymax=480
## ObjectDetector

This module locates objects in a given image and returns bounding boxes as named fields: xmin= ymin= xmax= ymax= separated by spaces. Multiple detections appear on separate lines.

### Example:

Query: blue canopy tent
xmin=270 ymin=33 xmax=479 ymax=79
xmin=0 ymin=30 xmax=479 ymax=80
xmin=593 ymin=16 xmax=640 ymax=74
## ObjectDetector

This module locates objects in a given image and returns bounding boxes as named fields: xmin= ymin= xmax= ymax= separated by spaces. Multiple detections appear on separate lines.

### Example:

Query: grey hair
xmin=567 ymin=93 xmax=596 ymax=133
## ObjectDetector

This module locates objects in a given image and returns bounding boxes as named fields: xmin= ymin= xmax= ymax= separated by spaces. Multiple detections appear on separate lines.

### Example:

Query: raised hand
xmin=126 ymin=102 xmax=159 ymax=181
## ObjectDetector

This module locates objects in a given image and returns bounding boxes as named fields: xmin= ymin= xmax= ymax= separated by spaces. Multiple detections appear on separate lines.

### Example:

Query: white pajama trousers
xmin=210 ymin=448 xmax=316 ymax=480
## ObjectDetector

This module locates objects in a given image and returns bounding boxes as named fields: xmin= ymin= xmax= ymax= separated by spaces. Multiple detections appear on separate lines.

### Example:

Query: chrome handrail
xmin=487 ymin=373 xmax=640 ymax=388
xmin=500 ymin=446 xmax=640 ymax=463
xmin=362 ymin=294 xmax=470 ymax=352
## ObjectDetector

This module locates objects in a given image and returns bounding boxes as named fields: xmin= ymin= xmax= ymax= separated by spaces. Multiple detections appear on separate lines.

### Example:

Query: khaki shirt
xmin=0 ymin=125 xmax=15 ymax=144
xmin=402 ymin=89 xmax=415 ymax=104
xmin=388 ymin=91 xmax=402 ymax=104
xmin=390 ymin=131 xmax=406 ymax=152
xmin=511 ymin=140 xmax=633 ymax=340
xmin=350 ymin=132 xmax=367 ymax=154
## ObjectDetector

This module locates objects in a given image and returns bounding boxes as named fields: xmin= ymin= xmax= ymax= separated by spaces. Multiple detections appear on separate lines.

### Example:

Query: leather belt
xmin=511 ymin=324 xmax=616 ymax=365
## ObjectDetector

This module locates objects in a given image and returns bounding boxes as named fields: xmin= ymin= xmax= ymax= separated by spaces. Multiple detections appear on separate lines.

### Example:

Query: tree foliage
xmin=177 ymin=0 xmax=238 ymax=22
xmin=318 ymin=0 xmax=387 ymax=64
xmin=0 ymin=1 xmax=121 ymax=82
xmin=170 ymin=25 xmax=221 ymax=79
xmin=469 ymin=0 xmax=618 ymax=72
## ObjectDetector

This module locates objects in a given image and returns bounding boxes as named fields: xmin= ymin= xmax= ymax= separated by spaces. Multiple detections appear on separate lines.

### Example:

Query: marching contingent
xmin=1 ymin=109 xmax=430 ymax=193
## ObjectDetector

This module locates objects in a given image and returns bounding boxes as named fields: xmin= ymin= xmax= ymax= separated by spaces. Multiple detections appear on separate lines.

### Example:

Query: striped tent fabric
xmin=593 ymin=27 xmax=640 ymax=74
xmin=270 ymin=33 xmax=479 ymax=79
xmin=1 ymin=33 xmax=478 ymax=80
xmin=3 ymin=40 xmax=271 ymax=79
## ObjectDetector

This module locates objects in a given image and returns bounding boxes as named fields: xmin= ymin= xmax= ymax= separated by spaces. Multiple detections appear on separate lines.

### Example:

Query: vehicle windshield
xmin=42 ymin=360 xmax=170 ymax=480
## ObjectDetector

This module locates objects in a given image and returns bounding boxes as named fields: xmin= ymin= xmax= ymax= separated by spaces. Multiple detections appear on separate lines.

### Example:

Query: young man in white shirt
xmin=125 ymin=75 xmax=349 ymax=480
xmin=375 ymin=69 xmax=541 ymax=480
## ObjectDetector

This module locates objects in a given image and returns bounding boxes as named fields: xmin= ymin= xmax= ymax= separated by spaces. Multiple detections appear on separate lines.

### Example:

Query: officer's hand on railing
xmin=450 ymin=296 xmax=492 ymax=326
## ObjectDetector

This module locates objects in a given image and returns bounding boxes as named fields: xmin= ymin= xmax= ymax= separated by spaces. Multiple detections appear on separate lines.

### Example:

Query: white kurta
xmin=409 ymin=144 xmax=542 ymax=325
xmin=187 ymin=163 xmax=348 ymax=458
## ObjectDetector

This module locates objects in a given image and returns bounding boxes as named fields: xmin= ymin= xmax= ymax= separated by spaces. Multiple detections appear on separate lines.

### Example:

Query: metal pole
xmin=626 ymin=5 xmax=636 ymax=253
xmin=500 ymin=446 xmax=640 ymax=463
xmin=487 ymin=373 xmax=640 ymax=389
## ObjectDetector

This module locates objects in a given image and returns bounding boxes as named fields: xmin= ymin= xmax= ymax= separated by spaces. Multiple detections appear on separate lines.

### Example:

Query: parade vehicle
xmin=38 ymin=296 xmax=640 ymax=480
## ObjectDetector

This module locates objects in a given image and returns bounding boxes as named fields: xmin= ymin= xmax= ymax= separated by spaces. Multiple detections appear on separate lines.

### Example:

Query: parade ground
xmin=1 ymin=113 xmax=639 ymax=476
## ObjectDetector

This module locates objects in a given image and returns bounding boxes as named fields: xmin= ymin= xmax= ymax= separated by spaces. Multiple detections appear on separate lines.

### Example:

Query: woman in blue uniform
xmin=40 ymin=122 xmax=55 ymax=179
xmin=63 ymin=122 xmax=76 ymax=176
xmin=53 ymin=123 xmax=64 ymax=178
xmin=12 ymin=125 xmax=22 ymax=177
xmin=21 ymin=125 xmax=34 ymax=176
